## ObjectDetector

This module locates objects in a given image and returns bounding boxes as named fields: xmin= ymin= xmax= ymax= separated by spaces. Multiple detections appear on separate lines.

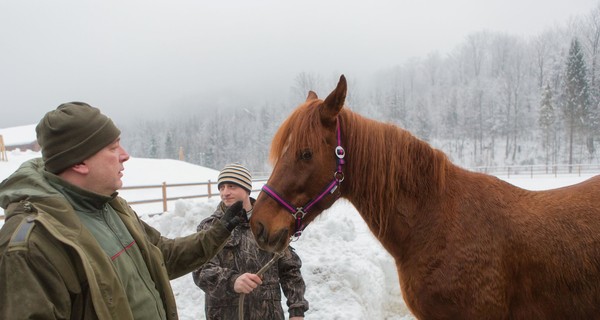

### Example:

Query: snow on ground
xmin=1 ymin=150 xmax=598 ymax=319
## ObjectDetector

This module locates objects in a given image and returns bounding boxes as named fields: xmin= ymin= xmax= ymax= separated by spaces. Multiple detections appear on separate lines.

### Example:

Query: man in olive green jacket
xmin=0 ymin=102 xmax=247 ymax=320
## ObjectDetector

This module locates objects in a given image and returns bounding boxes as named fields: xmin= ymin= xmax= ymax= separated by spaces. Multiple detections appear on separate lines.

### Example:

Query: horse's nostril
xmin=256 ymin=222 xmax=267 ymax=245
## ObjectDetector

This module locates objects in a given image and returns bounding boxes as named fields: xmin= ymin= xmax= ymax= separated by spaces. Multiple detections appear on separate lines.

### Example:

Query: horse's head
xmin=250 ymin=75 xmax=348 ymax=252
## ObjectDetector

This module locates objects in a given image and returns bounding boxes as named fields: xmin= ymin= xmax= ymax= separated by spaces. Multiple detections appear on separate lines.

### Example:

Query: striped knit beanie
xmin=218 ymin=163 xmax=252 ymax=193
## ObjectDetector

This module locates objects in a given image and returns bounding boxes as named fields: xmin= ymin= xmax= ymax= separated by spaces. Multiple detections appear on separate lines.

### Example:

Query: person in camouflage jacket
xmin=193 ymin=164 xmax=309 ymax=320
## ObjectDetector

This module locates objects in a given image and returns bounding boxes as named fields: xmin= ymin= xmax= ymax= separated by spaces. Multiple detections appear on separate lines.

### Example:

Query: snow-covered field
xmin=1 ymin=149 xmax=597 ymax=319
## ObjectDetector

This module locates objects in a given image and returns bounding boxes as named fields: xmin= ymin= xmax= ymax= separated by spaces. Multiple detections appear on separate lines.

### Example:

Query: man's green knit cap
xmin=36 ymin=102 xmax=121 ymax=174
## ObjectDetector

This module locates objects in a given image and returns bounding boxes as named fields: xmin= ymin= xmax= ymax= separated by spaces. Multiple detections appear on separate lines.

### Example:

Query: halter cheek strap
xmin=261 ymin=117 xmax=345 ymax=239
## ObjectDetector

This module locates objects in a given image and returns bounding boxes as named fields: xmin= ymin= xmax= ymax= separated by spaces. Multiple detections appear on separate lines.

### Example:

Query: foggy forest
xmin=120 ymin=5 xmax=600 ymax=174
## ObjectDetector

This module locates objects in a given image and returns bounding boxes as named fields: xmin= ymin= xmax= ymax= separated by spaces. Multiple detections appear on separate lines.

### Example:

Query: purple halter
xmin=261 ymin=117 xmax=345 ymax=239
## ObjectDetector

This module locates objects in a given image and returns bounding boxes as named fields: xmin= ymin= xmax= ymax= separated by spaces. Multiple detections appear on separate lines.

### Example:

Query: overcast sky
xmin=1 ymin=0 xmax=598 ymax=128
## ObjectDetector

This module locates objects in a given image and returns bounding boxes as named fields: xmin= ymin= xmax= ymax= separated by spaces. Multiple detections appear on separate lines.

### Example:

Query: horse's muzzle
xmin=254 ymin=221 xmax=289 ymax=252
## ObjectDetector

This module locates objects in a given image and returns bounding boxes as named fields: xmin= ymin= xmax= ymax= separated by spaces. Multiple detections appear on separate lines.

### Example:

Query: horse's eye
xmin=300 ymin=149 xmax=312 ymax=160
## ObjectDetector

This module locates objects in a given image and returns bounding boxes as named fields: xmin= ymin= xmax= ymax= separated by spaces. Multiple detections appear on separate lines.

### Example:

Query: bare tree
xmin=291 ymin=72 xmax=323 ymax=103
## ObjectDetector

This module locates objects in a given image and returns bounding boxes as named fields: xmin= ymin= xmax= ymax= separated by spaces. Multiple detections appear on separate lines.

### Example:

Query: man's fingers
xmin=236 ymin=273 xmax=263 ymax=293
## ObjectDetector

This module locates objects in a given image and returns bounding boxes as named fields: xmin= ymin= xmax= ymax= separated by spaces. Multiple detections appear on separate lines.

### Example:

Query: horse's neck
xmin=341 ymin=116 xmax=449 ymax=258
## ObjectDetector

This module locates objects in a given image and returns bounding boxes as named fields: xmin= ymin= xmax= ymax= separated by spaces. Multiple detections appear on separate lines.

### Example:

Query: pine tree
xmin=164 ymin=130 xmax=177 ymax=160
xmin=539 ymin=84 xmax=556 ymax=166
xmin=149 ymin=136 xmax=158 ymax=159
xmin=562 ymin=37 xmax=590 ymax=171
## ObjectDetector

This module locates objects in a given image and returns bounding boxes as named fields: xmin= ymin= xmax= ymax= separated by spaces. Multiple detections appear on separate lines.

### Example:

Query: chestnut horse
xmin=250 ymin=75 xmax=600 ymax=319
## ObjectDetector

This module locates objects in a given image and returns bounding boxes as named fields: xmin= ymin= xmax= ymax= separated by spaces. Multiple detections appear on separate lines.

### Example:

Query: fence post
xmin=208 ymin=180 xmax=212 ymax=198
xmin=162 ymin=182 xmax=167 ymax=212
xmin=530 ymin=166 xmax=533 ymax=178
xmin=0 ymin=135 xmax=6 ymax=162
xmin=178 ymin=147 xmax=184 ymax=161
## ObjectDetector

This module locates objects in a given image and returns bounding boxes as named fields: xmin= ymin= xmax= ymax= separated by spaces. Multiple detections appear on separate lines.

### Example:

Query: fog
xmin=1 ymin=0 xmax=597 ymax=128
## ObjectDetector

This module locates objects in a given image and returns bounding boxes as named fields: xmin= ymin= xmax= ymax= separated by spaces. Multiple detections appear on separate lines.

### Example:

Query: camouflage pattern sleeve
xmin=192 ymin=216 xmax=240 ymax=300
xmin=278 ymin=246 xmax=309 ymax=317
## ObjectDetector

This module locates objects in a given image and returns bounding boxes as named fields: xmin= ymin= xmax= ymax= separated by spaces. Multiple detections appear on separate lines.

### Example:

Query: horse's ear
xmin=321 ymin=75 xmax=347 ymax=124
xmin=306 ymin=91 xmax=318 ymax=101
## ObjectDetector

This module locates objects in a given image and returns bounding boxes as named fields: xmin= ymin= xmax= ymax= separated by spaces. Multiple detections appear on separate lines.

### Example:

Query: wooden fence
xmin=1 ymin=164 xmax=600 ymax=220
xmin=119 ymin=178 xmax=268 ymax=213
xmin=469 ymin=163 xmax=600 ymax=178
xmin=0 ymin=178 xmax=269 ymax=220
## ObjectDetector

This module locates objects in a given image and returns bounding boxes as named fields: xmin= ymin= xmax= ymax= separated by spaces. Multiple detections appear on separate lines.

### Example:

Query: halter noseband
xmin=261 ymin=117 xmax=345 ymax=240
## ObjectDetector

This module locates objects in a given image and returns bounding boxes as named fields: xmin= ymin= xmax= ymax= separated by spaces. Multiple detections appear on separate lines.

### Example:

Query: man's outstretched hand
xmin=220 ymin=201 xmax=247 ymax=231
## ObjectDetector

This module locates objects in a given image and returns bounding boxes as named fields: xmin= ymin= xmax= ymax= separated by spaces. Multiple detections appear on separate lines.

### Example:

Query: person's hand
xmin=220 ymin=201 xmax=246 ymax=231
xmin=233 ymin=273 xmax=262 ymax=294
xmin=289 ymin=317 xmax=304 ymax=320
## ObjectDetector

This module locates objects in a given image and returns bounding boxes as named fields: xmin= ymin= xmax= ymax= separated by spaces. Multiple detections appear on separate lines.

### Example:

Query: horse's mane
xmin=270 ymin=100 xmax=450 ymax=237
xmin=342 ymin=110 xmax=450 ymax=237
xmin=343 ymin=110 xmax=449 ymax=196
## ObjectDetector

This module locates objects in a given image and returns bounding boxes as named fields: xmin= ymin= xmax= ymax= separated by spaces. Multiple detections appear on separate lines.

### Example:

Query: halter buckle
xmin=295 ymin=207 xmax=307 ymax=219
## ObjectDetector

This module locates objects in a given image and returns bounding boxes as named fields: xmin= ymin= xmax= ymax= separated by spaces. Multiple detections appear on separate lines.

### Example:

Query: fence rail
xmin=119 ymin=178 xmax=269 ymax=213
xmin=469 ymin=164 xmax=600 ymax=178
xmin=121 ymin=181 xmax=215 ymax=211
xmin=1 ymin=165 xmax=600 ymax=220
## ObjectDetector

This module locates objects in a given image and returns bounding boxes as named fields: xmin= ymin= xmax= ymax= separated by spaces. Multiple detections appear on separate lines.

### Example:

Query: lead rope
xmin=238 ymin=250 xmax=285 ymax=320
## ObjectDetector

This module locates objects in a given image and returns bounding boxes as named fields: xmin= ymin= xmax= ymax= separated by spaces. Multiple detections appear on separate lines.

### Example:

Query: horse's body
xmin=250 ymin=75 xmax=600 ymax=319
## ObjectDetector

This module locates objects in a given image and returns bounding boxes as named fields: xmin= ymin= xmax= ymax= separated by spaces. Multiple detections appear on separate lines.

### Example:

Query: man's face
xmin=219 ymin=183 xmax=249 ymax=207
xmin=82 ymin=138 xmax=130 ymax=196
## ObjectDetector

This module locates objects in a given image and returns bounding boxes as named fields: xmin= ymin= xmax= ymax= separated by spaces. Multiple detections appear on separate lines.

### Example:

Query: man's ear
xmin=70 ymin=162 xmax=89 ymax=175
